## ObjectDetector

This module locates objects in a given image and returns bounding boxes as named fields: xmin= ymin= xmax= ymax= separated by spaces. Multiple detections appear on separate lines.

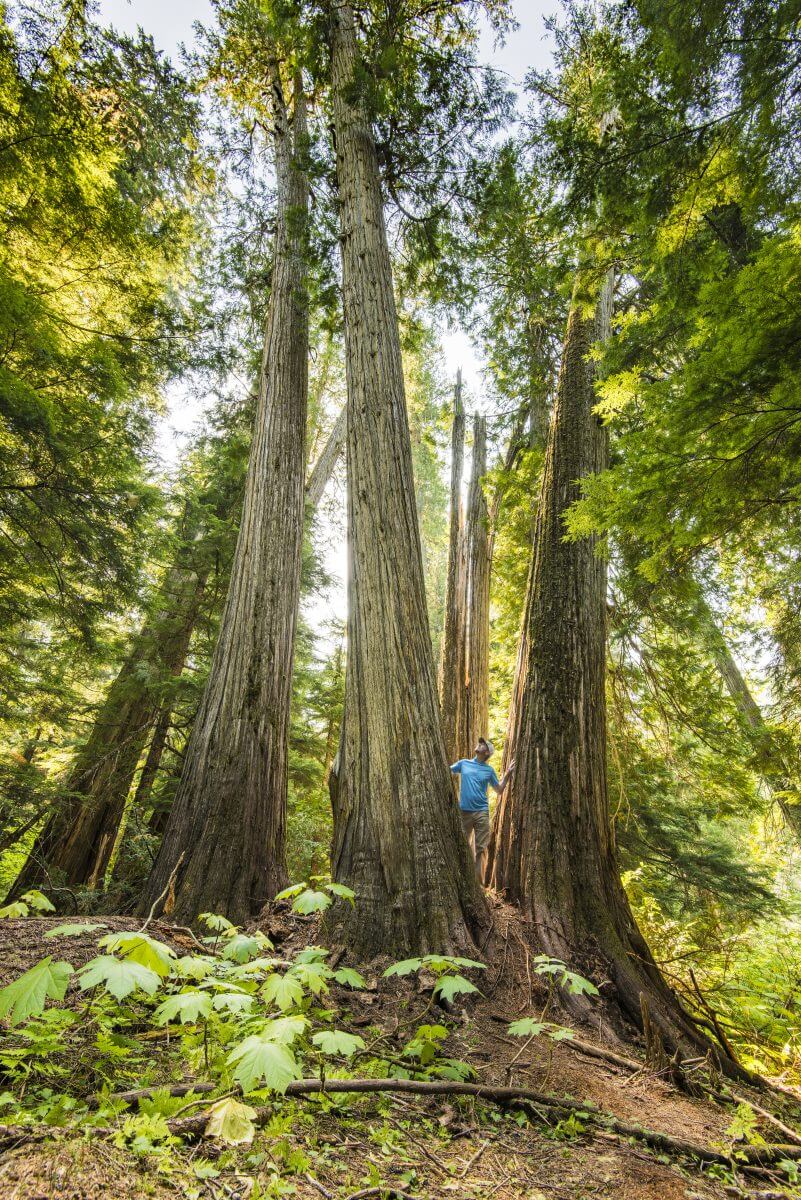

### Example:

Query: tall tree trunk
xmin=134 ymin=406 xmax=348 ymax=848
xmin=326 ymin=1 xmax=487 ymax=957
xmin=7 ymin=559 xmax=209 ymax=897
xmin=487 ymin=394 xmax=553 ymax=788
xmin=487 ymin=270 xmax=735 ymax=1067
xmin=464 ymin=415 xmax=490 ymax=750
xmin=138 ymin=65 xmax=310 ymax=925
xmin=439 ymin=372 xmax=467 ymax=762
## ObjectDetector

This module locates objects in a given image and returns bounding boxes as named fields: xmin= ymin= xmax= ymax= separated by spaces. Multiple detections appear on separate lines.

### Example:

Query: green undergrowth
xmin=2 ymin=887 xmax=800 ymax=1196
xmin=0 ymin=882 xmax=604 ymax=1196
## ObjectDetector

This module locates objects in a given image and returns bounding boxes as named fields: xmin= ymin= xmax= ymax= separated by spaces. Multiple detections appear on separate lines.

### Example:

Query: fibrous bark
xmin=137 ymin=407 xmax=348 ymax=846
xmin=439 ymin=372 xmax=467 ymax=762
xmin=327 ymin=0 xmax=487 ymax=956
xmin=138 ymin=64 xmax=310 ymax=925
xmin=487 ymin=270 xmax=738 ymax=1069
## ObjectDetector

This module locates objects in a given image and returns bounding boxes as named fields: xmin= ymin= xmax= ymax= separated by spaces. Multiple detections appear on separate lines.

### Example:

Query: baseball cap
xmin=480 ymin=738 xmax=495 ymax=757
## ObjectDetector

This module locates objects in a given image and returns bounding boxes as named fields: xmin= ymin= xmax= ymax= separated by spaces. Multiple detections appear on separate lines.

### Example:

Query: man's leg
xmin=460 ymin=810 xmax=477 ymax=859
xmin=473 ymin=810 xmax=491 ymax=883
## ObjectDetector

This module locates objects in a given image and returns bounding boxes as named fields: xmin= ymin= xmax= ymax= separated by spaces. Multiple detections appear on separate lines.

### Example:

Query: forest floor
xmin=1 ymin=897 xmax=799 ymax=1200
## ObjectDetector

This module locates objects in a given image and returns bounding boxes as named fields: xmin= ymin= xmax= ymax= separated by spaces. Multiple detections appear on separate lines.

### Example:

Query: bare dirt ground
xmin=0 ymin=897 xmax=799 ymax=1200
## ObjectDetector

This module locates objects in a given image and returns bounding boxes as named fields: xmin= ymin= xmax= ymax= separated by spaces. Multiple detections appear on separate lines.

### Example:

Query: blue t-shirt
xmin=451 ymin=757 xmax=501 ymax=812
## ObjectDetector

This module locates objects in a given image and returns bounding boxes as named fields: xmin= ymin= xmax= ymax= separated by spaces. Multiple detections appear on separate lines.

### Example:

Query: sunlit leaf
xmin=0 ymin=957 xmax=73 ymax=1024
xmin=98 ymin=931 xmax=175 ymax=978
xmin=21 ymin=889 xmax=55 ymax=913
xmin=333 ymin=967 xmax=366 ymax=989
xmin=153 ymin=990 xmax=212 ymax=1025
xmin=326 ymin=882 xmax=355 ymax=904
xmin=274 ymin=883 xmax=306 ymax=901
xmin=221 ymin=932 xmax=272 ymax=963
xmin=434 ymin=974 xmax=478 ymax=1003
xmin=383 ymin=959 xmax=423 ymax=978
xmin=292 ymin=889 xmax=331 ymax=915
xmin=78 ymin=955 xmax=161 ymax=1000
xmin=199 ymin=912 xmax=235 ymax=934
xmin=290 ymin=961 xmax=330 ymax=995
xmin=205 ymin=1097 xmax=257 ymax=1145
xmin=262 ymin=972 xmax=304 ymax=1012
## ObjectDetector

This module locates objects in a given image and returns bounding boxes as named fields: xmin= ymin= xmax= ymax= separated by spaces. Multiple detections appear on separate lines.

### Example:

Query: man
xmin=450 ymin=738 xmax=514 ymax=879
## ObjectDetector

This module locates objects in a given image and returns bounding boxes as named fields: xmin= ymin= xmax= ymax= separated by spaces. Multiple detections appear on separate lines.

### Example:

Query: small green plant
xmin=507 ymin=1017 xmax=575 ymax=1042
xmin=724 ymin=1101 xmax=767 ymax=1149
xmin=550 ymin=1110 xmax=588 ymax=1140
xmin=274 ymin=877 xmax=355 ymax=915
xmin=383 ymin=953 xmax=486 ymax=1002
xmin=0 ymin=889 xmax=56 ymax=919
xmin=530 ymin=956 xmax=599 ymax=996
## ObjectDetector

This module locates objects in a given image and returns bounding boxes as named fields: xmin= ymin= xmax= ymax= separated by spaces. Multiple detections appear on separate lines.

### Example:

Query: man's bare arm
xmin=495 ymin=759 xmax=515 ymax=795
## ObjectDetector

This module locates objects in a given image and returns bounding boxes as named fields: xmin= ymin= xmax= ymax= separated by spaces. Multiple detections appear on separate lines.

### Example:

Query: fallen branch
xmin=7 ymin=1076 xmax=801 ymax=1172
xmin=304 ymin=1172 xmax=334 ymax=1199
xmin=164 ymin=1078 xmax=801 ymax=1167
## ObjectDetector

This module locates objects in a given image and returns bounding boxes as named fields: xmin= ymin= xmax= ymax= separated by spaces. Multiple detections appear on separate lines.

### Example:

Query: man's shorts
xmin=460 ymin=808 xmax=490 ymax=856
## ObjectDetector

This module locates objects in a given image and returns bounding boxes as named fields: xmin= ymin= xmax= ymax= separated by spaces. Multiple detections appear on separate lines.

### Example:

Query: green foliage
xmin=0 ymin=889 xmax=54 ymax=918
xmin=530 ymin=957 xmax=599 ymax=998
xmin=77 ymin=956 xmax=161 ymax=1001
xmin=0 ymin=3 xmax=205 ymax=655
xmin=205 ymin=1097 xmax=258 ymax=1145
xmin=507 ymin=1018 xmax=574 ymax=1042
xmin=275 ymin=877 xmax=355 ymax=917
xmin=227 ymin=1035 xmax=302 ymax=1094
xmin=0 ymin=957 xmax=72 ymax=1025
xmin=311 ymin=1030 xmax=365 ymax=1058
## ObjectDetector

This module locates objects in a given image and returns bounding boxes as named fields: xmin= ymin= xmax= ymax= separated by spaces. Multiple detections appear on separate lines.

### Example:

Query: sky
xmin=95 ymin=0 xmax=558 ymax=646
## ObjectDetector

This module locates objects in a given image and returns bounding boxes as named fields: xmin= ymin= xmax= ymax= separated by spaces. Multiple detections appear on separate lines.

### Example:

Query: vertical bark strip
xmin=7 ymin=558 xmax=209 ymax=897
xmin=488 ymin=270 xmax=728 ymax=1064
xmin=327 ymin=1 xmax=487 ymax=956
xmin=464 ymin=414 xmax=490 ymax=750
xmin=439 ymin=372 xmax=466 ymax=762
xmin=138 ymin=65 xmax=310 ymax=925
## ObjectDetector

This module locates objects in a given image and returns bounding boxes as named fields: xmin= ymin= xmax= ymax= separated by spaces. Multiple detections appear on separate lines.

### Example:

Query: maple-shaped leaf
xmin=312 ymin=1030 xmax=365 ymax=1057
xmin=154 ymin=990 xmax=212 ymax=1025
xmin=0 ymin=957 xmax=73 ymax=1025
xmin=205 ymin=1097 xmax=257 ymax=1145
xmin=434 ymin=974 xmax=479 ymax=1003
xmin=78 ymin=955 xmax=161 ymax=1000
xmin=226 ymin=1036 xmax=301 ymax=1094
xmin=98 ymin=931 xmax=175 ymax=978
xmin=261 ymin=972 xmax=304 ymax=1012
xmin=333 ymin=967 xmax=366 ymax=989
